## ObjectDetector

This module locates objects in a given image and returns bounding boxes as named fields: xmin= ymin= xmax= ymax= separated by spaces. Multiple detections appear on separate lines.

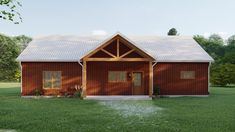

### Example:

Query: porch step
xmin=85 ymin=96 xmax=152 ymax=100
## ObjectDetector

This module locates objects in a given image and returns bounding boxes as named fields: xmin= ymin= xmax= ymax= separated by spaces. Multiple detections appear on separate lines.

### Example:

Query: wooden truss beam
xmin=119 ymin=49 xmax=135 ymax=58
xmin=101 ymin=49 xmax=116 ymax=58
xmin=82 ymin=35 xmax=155 ymax=62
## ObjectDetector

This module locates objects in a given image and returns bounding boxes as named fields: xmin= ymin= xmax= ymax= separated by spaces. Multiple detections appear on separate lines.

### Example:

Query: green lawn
xmin=0 ymin=83 xmax=234 ymax=132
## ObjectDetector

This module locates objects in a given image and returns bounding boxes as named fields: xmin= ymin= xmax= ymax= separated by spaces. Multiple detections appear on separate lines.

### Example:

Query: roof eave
xmin=17 ymin=60 xmax=79 ymax=62
xmin=157 ymin=60 xmax=214 ymax=63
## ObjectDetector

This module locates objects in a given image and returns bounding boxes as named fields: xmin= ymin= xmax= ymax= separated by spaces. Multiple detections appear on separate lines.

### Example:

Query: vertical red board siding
xmin=86 ymin=61 xmax=149 ymax=95
xmin=153 ymin=62 xmax=209 ymax=95
xmin=21 ymin=62 xmax=82 ymax=96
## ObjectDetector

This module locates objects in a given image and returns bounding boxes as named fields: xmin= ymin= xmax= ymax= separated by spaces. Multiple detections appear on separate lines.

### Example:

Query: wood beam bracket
xmin=120 ymin=49 xmax=135 ymax=58
xmin=101 ymin=49 xmax=116 ymax=58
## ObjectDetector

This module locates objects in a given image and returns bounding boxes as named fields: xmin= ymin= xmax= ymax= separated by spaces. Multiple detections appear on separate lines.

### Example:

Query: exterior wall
xmin=21 ymin=61 xmax=209 ymax=96
xmin=21 ymin=62 xmax=82 ymax=96
xmin=153 ymin=62 xmax=209 ymax=95
xmin=86 ymin=61 xmax=149 ymax=95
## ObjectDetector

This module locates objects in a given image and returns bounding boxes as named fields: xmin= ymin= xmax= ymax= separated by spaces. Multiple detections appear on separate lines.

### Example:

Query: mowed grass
xmin=0 ymin=82 xmax=20 ymax=88
xmin=0 ymin=83 xmax=235 ymax=132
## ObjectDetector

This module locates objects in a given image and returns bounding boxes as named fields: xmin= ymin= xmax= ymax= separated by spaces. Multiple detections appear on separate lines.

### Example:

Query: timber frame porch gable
xmin=80 ymin=34 xmax=155 ymax=97
xmin=81 ymin=34 xmax=155 ymax=62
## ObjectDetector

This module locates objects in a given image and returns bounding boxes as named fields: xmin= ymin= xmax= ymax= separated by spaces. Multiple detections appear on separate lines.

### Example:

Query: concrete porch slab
xmin=85 ymin=96 xmax=152 ymax=100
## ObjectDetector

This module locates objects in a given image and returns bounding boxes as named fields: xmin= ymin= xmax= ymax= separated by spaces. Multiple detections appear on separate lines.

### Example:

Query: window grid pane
xmin=108 ymin=71 xmax=127 ymax=82
xmin=43 ymin=71 xmax=62 ymax=89
xmin=180 ymin=71 xmax=195 ymax=79
xmin=108 ymin=72 xmax=116 ymax=82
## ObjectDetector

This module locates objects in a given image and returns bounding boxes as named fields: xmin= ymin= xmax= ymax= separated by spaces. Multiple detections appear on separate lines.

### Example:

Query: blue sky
xmin=0 ymin=0 xmax=234 ymax=38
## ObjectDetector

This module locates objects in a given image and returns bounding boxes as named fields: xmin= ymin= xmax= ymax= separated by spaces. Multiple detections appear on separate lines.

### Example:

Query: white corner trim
xmin=19 ymin=62 xmax=22 ymax=94
xmin=208 ymin=62 xmax=211 ymax=92
xmin=78 ymin=61 xmax=83 ymax=87
xmin=78 ymin=61 xmax=83 ymax=67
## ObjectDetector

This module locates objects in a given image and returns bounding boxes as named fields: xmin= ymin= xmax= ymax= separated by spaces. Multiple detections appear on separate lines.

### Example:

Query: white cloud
xmin=91 ymin=30 xmax=108 ymax=36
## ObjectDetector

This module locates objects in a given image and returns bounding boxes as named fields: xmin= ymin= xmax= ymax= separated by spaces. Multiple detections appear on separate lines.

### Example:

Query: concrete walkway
xmin=85 ymin=96 xmax=152 ymax=100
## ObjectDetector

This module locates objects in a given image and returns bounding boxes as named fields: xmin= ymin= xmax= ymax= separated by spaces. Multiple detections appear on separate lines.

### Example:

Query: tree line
xmin=0 ymin=34 xmax=32 ymax=81
xmin=194 ymin=34 xmax=235 ymax=86
xmin=0 ymin=32 xmax=234 ymax=86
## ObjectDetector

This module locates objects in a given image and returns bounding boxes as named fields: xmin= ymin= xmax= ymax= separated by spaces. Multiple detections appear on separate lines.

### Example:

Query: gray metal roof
xmin=16 ymin=33 xmax=214 ymax=62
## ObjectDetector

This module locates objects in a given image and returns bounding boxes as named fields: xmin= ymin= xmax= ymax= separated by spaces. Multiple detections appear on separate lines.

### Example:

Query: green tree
xmin=208 ymin=34 xmax=224 ymax=46
xmin=13 ymin=35 xmax=32 ymax=51
xmin=0 ymin=34 xmax=20 ymax=81
xmin=211 ymin=64 xmax=235 ymax=86
xmin=221 ymin=52 xmax=235 ymax=64
xmin=194 ymin=34 xmax=235 ymax=86
xmin=0 ymin=0 xmax=22 ymax=24
xmin=194 ymin=35 xmax=225 ymax=61
xmin=193 ymin=35 xmax=208 ymax=49
xmin=224 ymin=35 xmax=235 ymax=56
xmin=167 ymin=28 xmax=178 ymax=36
xmin=227 ymin=35 xmax=235 ymax=46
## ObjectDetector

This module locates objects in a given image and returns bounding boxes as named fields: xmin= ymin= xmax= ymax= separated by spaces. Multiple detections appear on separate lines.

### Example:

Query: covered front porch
xmin=80 ymin=34 xmax=155 ymax=97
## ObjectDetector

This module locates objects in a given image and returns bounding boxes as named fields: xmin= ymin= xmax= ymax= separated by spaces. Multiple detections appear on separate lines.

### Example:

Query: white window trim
xmin=180 ymin=71 xmax=195 ymax=79
xmin=108 ymin=71 xmax=127 ymax=83
xmin=43 ymin=71 xmax=62 ymax=89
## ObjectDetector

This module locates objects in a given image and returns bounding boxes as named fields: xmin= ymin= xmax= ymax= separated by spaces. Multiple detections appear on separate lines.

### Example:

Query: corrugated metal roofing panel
xmin=16 ymin=33 xmax=214 ymax=62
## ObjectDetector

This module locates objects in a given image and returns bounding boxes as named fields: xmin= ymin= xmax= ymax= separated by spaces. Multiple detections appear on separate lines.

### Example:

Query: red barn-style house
xmin=17 ymin=33 xmax=214 ymax=97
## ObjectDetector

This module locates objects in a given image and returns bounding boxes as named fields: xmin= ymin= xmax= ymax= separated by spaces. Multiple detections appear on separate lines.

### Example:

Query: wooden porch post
xmin=149 ymin=61 xmax=153 ymax=96
xmin=82 ymin=60 xmax=87 ymax=97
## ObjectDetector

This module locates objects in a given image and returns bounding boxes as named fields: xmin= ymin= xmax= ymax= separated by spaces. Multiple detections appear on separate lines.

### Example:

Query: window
xmin=43 ymin=71 xmax=62 ymax=89
xmin=108 ymin=71 xmax=127 ymax=82
xmin=180 ymin=71 xmax=195 ymax=79
xmin=133 ymin=72 xmax=142 ymax=87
